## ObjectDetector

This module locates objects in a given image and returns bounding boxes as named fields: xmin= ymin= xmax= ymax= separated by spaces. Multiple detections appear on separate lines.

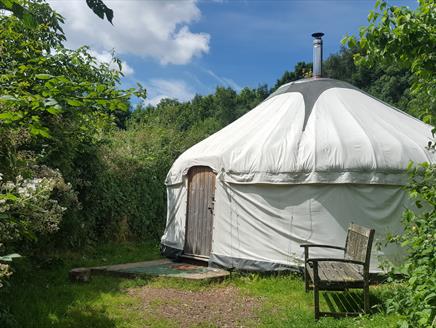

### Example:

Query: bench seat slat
xmin=306 ymin=261 xmax=363 ymax=284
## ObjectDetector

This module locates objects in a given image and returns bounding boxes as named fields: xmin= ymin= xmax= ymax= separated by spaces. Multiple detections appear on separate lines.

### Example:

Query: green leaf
xmin=46 ymin=106 xmax=62 ymax=115
xmin=43 ymin=98 xmax=59 ymax=107
xmin=118 ymin=102 xmax=128 ymax=111
xmin=0 ymin=95 xmax=18 ymax=101
xmin=422 ymin=114 xmax=432 ymax=124
xmin=424 ymin=293 xmax=436 ymax=302
xmin=0 ymin=193 xmax=18 ymax=201
xmin=66 ymin=99 xmax=83 ymax=107
xmin=348 ymin=37 xmax=356 ymax=48
xmin=55 ymin=76 xmax=70 ymax=83
xmin=86 ymin=0 xmax=114 ymax=24
xmin=398 ymin=320 xmax=409 ymax=328
xmin=0 ymin=1 xmax=37 ymax=27
xmin=35 ymin=74 xmax=54 ymax=80
xmin=30 ymin=126 xmax=50 ymax=138
xmin=0 ymin=111 xmax=23 ymax=121
xmin=409 ymin=275 xmax=417 ymax=285
xmin=96 ymin=84 xmax=106 ymax=92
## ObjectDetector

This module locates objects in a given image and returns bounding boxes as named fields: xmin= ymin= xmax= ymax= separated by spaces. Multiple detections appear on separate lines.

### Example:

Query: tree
xmin=272 ymin=62 xmax=312 ymax=92
xmin=343 ymin=1 xmax=435 ymax=327
xmin=0 ymin=0 xmax=144 ymax=284
xmin=0 ymin=0 xmax=113 ymax=25
xmin=343 ymin=0 xmax=435 ymax=124
xmin=85 ymin=0 xmax=113 ymax=24
xmin=0 ymin=0 xmax=144 ymax=178
xmin=323 ymin=47 xmax=412 ymax=112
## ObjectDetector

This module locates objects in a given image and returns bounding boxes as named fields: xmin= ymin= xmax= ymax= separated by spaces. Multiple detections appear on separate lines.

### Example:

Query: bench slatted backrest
xmin=344 ymin=224 xmax=375 ymax=271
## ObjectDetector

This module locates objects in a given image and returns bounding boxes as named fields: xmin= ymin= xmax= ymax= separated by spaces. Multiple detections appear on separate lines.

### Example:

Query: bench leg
xmin=304 ymin=265 xmax=309 ymax=292
xmin=304 ymin=248 xmax=309 ymax=293
xmin=363 ymin=282 xmax=370 ymax=314
xmin=314 ymin=284 xmax=320 ymax=320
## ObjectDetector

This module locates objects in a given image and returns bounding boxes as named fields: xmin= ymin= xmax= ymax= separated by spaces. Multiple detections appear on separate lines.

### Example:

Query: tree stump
xmin=69 ymin=267 xmax=91 ymax=282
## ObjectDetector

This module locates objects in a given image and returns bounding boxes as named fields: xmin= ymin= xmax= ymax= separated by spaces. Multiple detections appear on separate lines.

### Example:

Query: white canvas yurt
xmin=160 ymin=34 xmax=435 ymax=272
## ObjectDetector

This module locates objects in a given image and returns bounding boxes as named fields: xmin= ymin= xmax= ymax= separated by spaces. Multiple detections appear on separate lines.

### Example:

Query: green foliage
xmin=83 ymin=124 xmax=182 ymax=241
xmin=0 ymin=0 xmax=38 ymax=27
xmin=82 ymin=85 xmax=269 ymax=243
xmin=324 ymin=47 xmax=412 ymax=112
xmin=0 ymin=3 xmax=139 ymax=139
xmin=384 ymin=163 xmax=436 ymax=327
xmin=273 ymin=50 xmax=413 ymax=115
xmin=85 ymin=0 xmax=113 ymax=24
xmin=0 ymin=0 xmax=145 ymax=287
xmin=0 ymin=0 xmax=114 ymax=25
xmin=272 ymin=61 xmax=312 ymax=91
xmin=342 ymin=0 xmax=436 ymax=124
xmin=0 ymin=242 xmax=400 ymax=328
xmin=0 ymin=1 xmax=144 ymax=183
xmin=0 ymin=241 xmax=160 ymax=328
xmin=0 ymin=167 xmax=77 ymax=286
xmin=342 ymin=1 xmax=435 ymax=326
xmin=0 ymin=169 xmax=71 ymax=242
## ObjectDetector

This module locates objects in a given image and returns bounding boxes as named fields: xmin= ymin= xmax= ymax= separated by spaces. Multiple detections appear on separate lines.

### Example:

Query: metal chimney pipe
xmin=312 ymin=32 xmax=324 ymax=78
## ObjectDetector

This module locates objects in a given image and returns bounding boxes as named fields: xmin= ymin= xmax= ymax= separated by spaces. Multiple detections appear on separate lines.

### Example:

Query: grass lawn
xmin=0 ymin=242 xmax=401 ymax=328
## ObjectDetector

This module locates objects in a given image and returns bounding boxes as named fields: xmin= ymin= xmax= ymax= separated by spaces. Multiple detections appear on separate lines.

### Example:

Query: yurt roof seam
xmin=267 ymin=78 xmax=358 ymax=130
xmin=333 ymin=90 xmax=380 ymax=168
xmin=165 ymin=78 xmax=434 ymax=186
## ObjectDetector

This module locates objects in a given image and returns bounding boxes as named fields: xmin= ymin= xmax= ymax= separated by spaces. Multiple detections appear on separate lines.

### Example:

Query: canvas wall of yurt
xmin=160 ymin=33 xmax=435 ymax=272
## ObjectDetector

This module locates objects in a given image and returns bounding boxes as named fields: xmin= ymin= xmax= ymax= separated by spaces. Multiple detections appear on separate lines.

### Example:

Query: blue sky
xmin=48 ymin=0 xmax=416 ymax=105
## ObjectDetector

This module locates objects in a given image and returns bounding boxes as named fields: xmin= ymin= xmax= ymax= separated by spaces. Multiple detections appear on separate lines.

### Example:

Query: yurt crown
xmin=311 ymin=32 xmax=324 ymax=78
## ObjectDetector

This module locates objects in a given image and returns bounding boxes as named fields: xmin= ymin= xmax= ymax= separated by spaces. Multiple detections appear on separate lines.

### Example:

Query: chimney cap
xmin=311 ymin=32 xmax=324 ymax=38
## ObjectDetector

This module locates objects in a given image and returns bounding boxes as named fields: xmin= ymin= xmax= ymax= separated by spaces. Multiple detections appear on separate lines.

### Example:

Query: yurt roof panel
xmin=166 ymin=79 xmax=434 ymax=186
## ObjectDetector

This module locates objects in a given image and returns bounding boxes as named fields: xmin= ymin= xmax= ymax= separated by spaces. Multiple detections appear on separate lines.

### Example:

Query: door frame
xmin=182 ymin=166 xmax=216 ymax=261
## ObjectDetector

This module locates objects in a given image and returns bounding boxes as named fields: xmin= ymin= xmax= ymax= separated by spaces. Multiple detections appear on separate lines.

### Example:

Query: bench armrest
xmin=300 ymin=244 xmax=345 ymax=251
xmin=307 ymin=258 xmax=365 ymax=266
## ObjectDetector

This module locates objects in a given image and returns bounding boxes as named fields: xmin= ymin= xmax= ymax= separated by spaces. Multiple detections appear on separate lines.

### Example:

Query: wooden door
xmin=184 ymin=166 xmax=216 ymax=258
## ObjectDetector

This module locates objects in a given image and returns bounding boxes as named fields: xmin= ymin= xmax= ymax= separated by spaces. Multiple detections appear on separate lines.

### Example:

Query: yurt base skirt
xmin=160 ymin=244 xmax=183 ymax=260
xmin=209 ymin=253 xmax=301 ymax=272
xmin=160 ymin=243 xmax=301 ymax=272
xmin=161 ymin=181 xmax=409 ymax=273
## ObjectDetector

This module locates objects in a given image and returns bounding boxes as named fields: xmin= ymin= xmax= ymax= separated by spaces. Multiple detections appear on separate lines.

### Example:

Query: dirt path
xmin=128 ymin=285 xmax=262 ymax=327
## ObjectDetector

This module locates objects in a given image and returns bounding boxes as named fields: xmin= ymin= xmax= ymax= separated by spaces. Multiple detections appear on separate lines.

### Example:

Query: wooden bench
xmin=300 ymin=223 xmax=375 ymax=320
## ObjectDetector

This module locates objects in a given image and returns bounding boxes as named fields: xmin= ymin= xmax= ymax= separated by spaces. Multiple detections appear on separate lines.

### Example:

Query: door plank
xmin=184 ymin=167 xmax=216 ymax=257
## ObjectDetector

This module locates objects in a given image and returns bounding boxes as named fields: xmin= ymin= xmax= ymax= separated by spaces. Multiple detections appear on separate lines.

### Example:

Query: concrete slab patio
xmin=73 ymin=259 xmax=230 ymax=281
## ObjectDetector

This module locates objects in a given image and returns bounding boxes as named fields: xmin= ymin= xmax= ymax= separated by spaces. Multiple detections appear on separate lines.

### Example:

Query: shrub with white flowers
xmin=0 ymin=168 xmax=75 ymax=286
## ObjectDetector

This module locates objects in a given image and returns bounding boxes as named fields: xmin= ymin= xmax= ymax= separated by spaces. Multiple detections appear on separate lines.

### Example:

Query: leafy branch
xmin=0 ymin=0 xmax=114 ymax=25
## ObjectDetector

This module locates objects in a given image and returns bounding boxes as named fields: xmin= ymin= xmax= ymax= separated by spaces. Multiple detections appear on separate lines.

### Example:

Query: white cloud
xmin=121 ymin=62 xmax=134 ymax=76
xmin=144 ymin=79 xmax=195 ymax=106
xmin=205 ymin=69 xmax=242 ymax=91
xmin=48 ymin=0 xmax=210 ymax=65
xmin=88 ymin=50 xmax=134 ymax=76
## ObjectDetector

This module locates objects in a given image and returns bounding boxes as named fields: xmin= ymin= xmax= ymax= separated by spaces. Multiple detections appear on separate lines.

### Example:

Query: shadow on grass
xmin=0 ymin=243 xmax=160 ymax=328
xmin=322 ymin=290 xmax=384 ymax=315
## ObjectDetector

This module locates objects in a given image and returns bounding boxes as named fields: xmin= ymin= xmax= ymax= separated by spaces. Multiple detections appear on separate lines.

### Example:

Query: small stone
xmin=69 ymin=267 xmax=91 ymax=282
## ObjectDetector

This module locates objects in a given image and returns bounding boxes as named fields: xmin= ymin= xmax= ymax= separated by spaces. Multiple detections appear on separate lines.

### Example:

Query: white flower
xmin=26 ymin=183 xmax=37 ymax=192
xmin=4 ymin=182 xmax=14 ymax=190
xmin=17 ymin=187 xmax=26 ymax=195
